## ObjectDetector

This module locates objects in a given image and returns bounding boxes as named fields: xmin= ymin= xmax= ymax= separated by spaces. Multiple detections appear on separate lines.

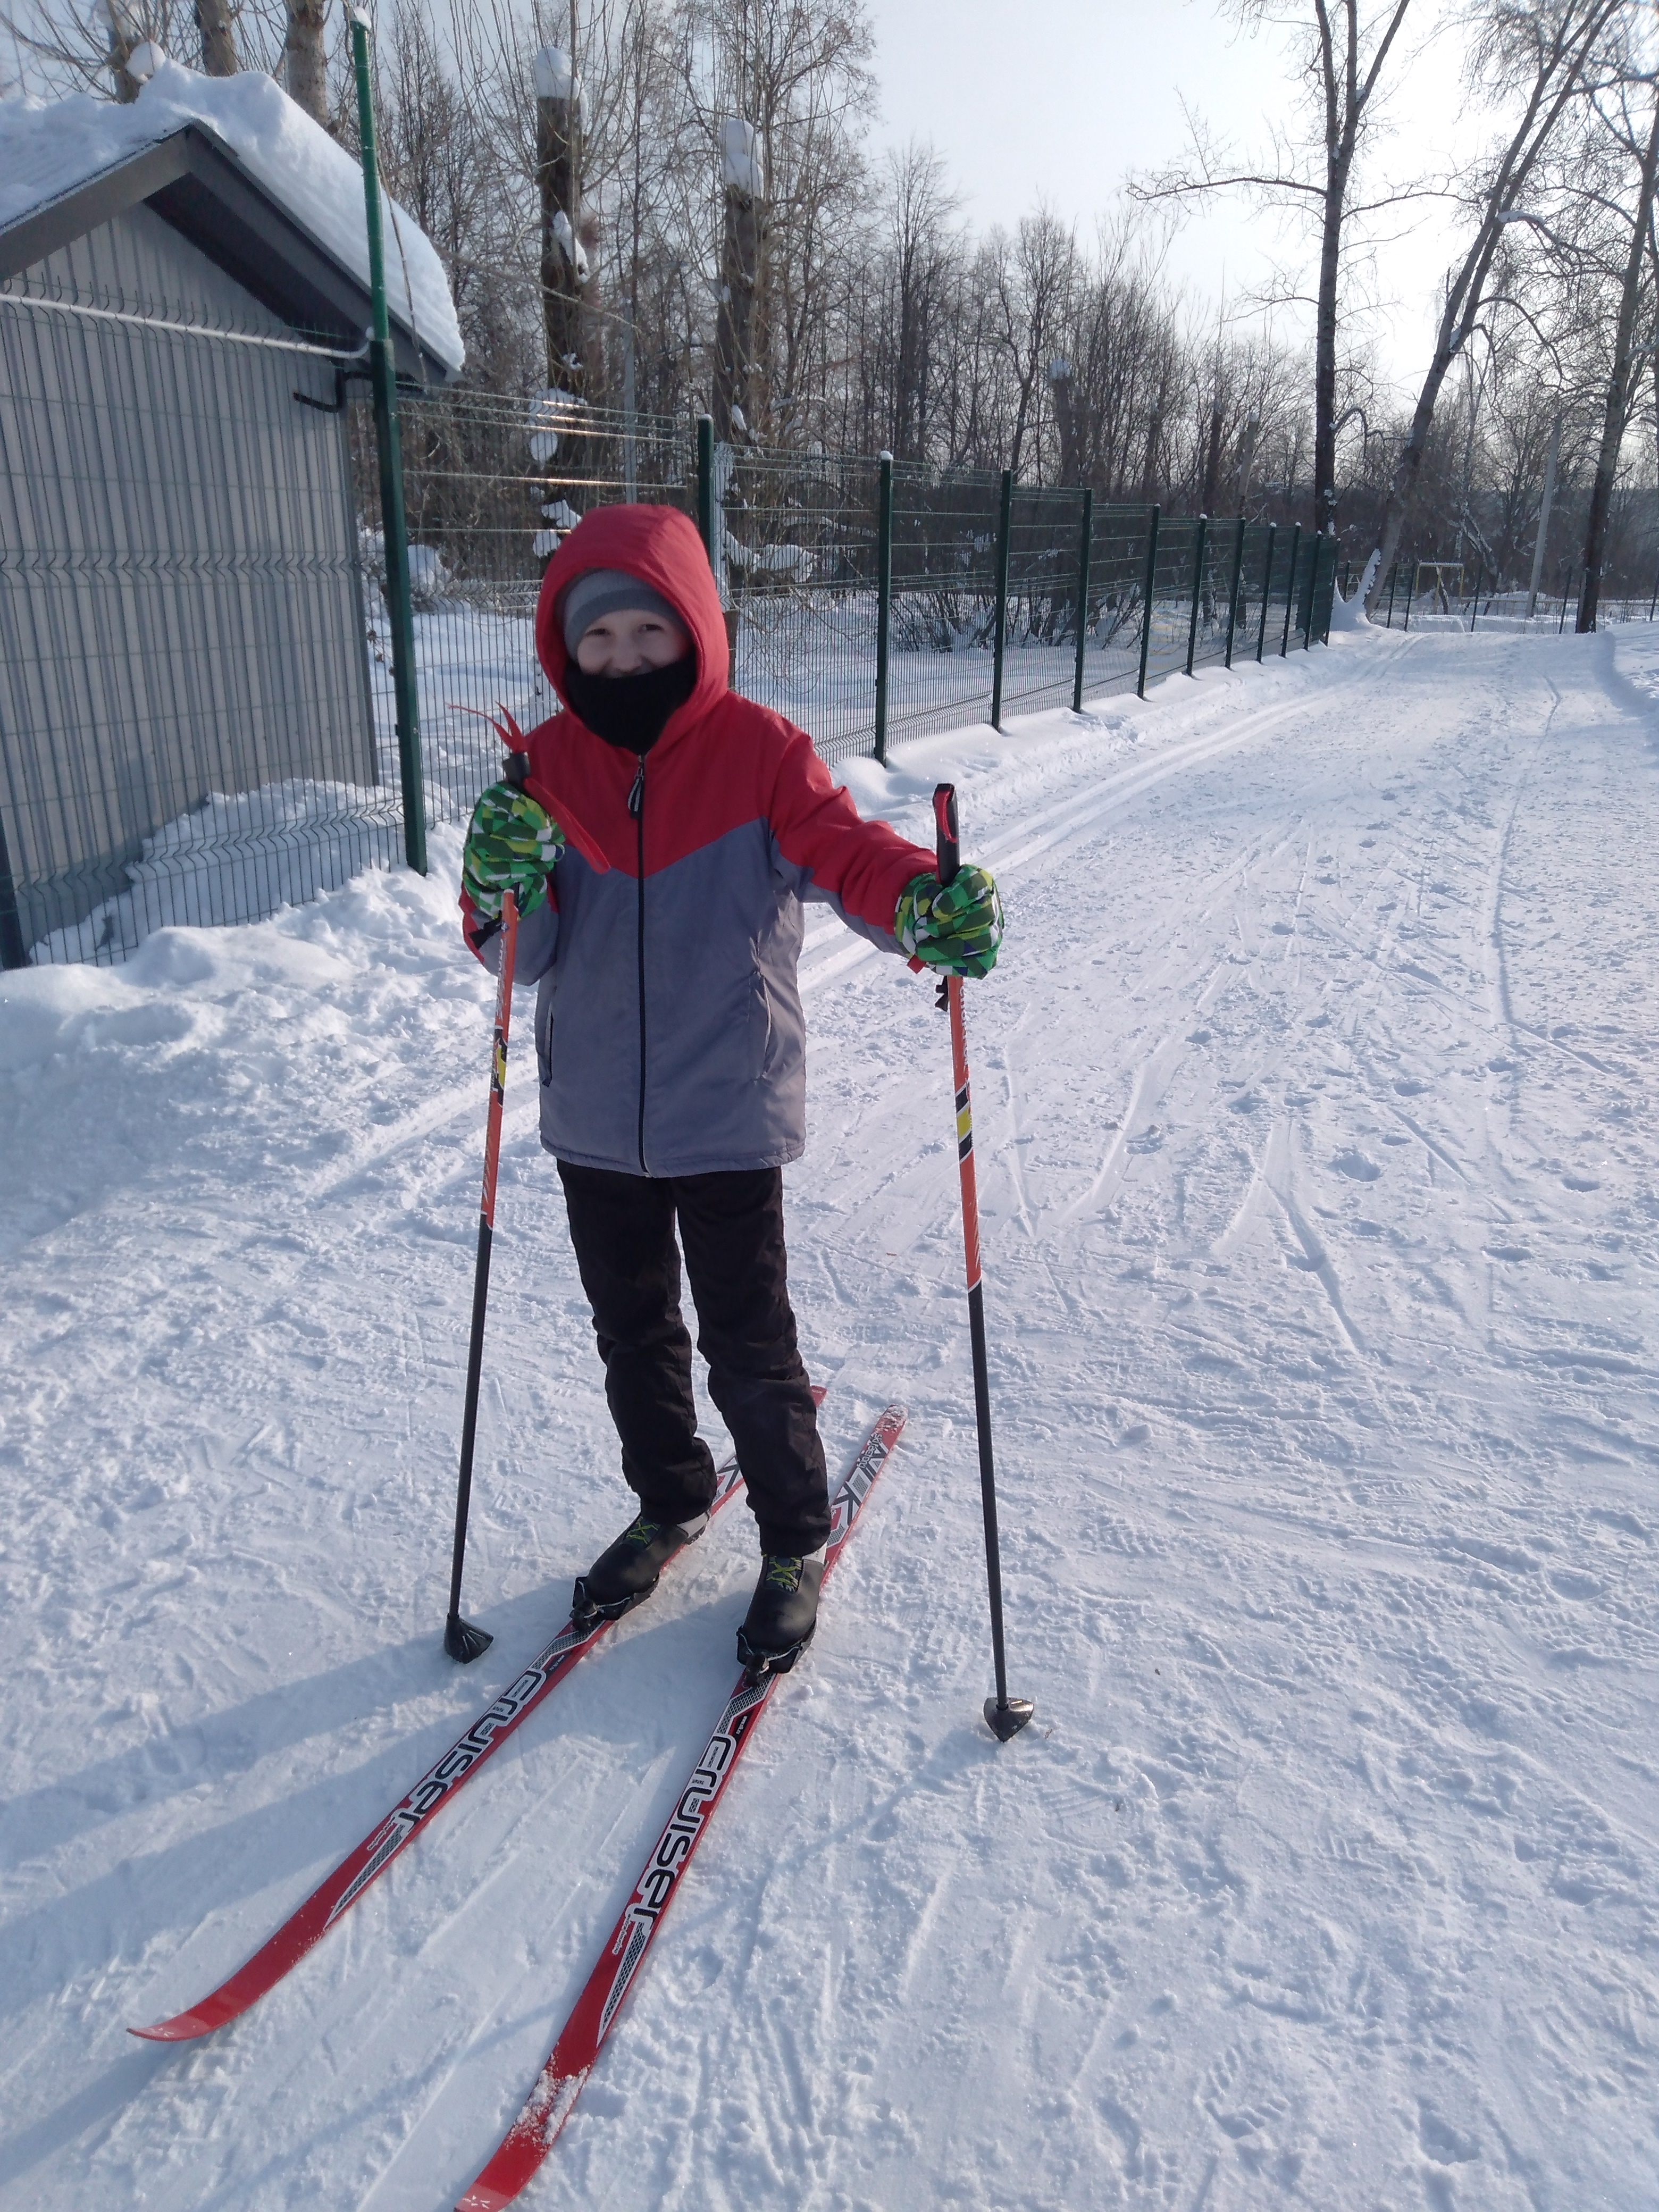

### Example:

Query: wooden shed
xmin=0 ymin=61 xmax=463 ymax=963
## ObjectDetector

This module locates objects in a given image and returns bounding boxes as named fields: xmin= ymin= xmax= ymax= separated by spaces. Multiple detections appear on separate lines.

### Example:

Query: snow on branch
xmin=722 ymin=119 xmax=764 ymax=200
xmin=534 ymin=46 xmax=580 ymax=106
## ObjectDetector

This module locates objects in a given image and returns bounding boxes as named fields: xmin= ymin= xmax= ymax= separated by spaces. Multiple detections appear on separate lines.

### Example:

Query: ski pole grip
xmin=933 ymin=783 xmax=960 ymax=889
xmin=504 ymin=749 xmax=530 ymax=790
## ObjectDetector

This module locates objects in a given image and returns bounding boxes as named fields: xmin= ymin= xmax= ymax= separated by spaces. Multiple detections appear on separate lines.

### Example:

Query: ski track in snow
xmin=3 ymin=630 xmax=1658 ymax=2208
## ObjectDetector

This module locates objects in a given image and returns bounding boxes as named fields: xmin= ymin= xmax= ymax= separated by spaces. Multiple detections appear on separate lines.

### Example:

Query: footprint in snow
xmin=1333 ymin=1148 xmax=1382 ymax=1181
xmin=1485 ymin=1245 xmax=1530 ymax=1263
xmin=1562 ymin=1174 xmax=1601 ymax=1191
xmin=1270 ymin=921 xmax=1294 ymax=935
xmin=1394 ymin=1078 xmax=1428 ymax=1095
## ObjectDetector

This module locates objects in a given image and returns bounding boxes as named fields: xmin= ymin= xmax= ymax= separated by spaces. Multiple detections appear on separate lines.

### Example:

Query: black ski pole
xmin=443 ymin=754 xmax=531 ymax=1663
xmin=932 ymin=783 xmax=1034 ymax=1741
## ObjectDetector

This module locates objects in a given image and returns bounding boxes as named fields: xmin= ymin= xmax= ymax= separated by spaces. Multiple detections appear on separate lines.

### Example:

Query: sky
xmin=866 ymin=0 xmax=1479 ymax=398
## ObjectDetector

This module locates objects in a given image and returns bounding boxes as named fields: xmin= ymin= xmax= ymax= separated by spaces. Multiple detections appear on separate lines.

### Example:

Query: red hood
xmin=534 ymin=504 xmax=727 ymax=728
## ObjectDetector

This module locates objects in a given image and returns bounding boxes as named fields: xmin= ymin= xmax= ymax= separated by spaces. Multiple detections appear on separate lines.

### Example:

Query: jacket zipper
xmin=629 ymin=756 xmax=647 ymax=1172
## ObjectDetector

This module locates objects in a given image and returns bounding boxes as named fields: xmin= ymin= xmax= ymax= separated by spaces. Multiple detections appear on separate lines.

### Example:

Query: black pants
xmin=557 ymin=1162 xmax=830 ymax=1556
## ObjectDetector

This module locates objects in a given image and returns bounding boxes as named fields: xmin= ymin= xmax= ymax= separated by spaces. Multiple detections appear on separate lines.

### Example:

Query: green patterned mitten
xmin=895 ymin=866 xmax=1004 ymax=978
xmin=462 ymin=781 xmax=565 ymax=920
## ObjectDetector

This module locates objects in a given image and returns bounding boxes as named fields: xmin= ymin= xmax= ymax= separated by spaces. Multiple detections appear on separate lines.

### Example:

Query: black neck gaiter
xmin=563 ymin=656 xmax=697 ymax=755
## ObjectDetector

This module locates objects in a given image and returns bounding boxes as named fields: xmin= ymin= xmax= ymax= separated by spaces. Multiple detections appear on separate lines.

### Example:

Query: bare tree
xmin=1578 ymin=66 xmax=1659 ymax=629
xmin=1136 ymin=1 xmax=1415 ymax=535
xmin=1366 ymin=0 xmax=1622 ymax=608
xmin=880 ymin=140 xmax=960 ymax=460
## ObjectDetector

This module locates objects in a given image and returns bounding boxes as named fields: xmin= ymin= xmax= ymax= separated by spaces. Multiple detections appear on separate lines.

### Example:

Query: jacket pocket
xmin=747 ymin=966 xmax=774 ymax=1082
xmin=535 ymin=976 xmax=556 ymax=1088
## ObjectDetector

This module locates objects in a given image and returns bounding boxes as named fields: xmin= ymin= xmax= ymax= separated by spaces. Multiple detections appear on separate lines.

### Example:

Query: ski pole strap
xmin=933 ymin=782 xmax=960 ymax=887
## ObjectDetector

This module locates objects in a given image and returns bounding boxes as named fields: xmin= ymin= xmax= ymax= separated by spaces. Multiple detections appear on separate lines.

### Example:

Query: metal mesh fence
xmin=356 ymin=390 xmax=694 ymax=828
xmin=716 ymin=445 xmax=881 ymax=761
xmin=1358 ymin=559 xmax=1656 ymax=635
xmin=0 ymin=294 xmax=392 ymax=967
xmin=3 ymin=339 xmax=1342 ymax=968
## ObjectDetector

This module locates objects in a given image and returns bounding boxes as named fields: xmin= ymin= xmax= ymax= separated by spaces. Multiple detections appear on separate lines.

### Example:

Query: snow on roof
xmin=0 ymin=56 xmax=463 ymax=373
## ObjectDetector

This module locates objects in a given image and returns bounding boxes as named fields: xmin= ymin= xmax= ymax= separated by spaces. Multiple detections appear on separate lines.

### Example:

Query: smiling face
xmin=574 ymin=605 xmax=692 ymax=676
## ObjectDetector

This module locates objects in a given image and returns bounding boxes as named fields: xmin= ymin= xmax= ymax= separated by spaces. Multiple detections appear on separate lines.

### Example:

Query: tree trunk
xmin=537 ymin=49 xmax=584 ymax=399
xmin=195 ymin=0 xmax=239 ymax=77
xmin=714 ymin=119 xmax=763 ymax=443
xmin=1141 ymin=409 xmax=1162 ymax=501
xmin=284 ymin=0 xmax=330 ymax=125
xmin=1050 ymin=361 xmax=1080 ymax=484
xmin=1528 ymin=413 xmax=1561 ymax=618
xmin=1235 ymin=408 xmax=1260 ymax=510
xmin=1312 ymin=152 xmax=1348 ymax=534
xmin=1579 ymin=94 xmax=1659 ymax=632
xmin=1200 ymin=395 xmax=1224 ymax=515
xmin=104 ymin=0 xmax=143 ymax=100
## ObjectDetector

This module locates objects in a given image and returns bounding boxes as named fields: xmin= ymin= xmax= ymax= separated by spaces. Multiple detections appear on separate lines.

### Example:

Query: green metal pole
xmin=351 ymin=9 xmax=425 ymax=876
xmin=1303 ymin=535 xmax=1319 ymax=648
xmin=990 ymin=467 xmax=1013 ymax=728
xmin=1255 ymin=524 xmax=1276 ymax=661
xmin=696 ymin=414 xmax=715 ymax=570
xmin=1071 ymin=486 xmax=1093 ymax=713
xmin=1184 ymin=514 xmax=1208 ymax=676
xmin=1385 ymin=562 xmax=1398 ymax=627
xmin=1468 ymin=555 xmax=1483 ymax=634
xmin=1224 ymin=515 xmax=1246 ymax=667
xmin=1279 ymin=524 xmax=1301 ymax=656
xmin=1402 ymin=559 xmax=1417 ymax=632
xmin=1136 ymin=504 xmax=1161 ymax=698
xmin=874 ymin=450 xmax=893 ymax=764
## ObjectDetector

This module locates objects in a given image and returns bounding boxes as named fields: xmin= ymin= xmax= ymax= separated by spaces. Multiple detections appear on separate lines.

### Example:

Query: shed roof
xmin=0 ymin=58 xmax=464 ymax=384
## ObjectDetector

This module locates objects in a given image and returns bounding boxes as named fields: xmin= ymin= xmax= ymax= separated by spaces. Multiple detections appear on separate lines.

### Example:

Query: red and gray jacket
xmin=461 ymin=502 xmax=934 ymax=1177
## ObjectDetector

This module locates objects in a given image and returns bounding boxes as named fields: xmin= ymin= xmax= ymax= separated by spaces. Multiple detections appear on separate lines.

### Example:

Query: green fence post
xmin=696 ymin=414 xmax=715 ymax=570
xmin=1402 ymin=558 xmax=1416 ymax=632
xmin=1136 ymin=504 xmax=1161 ymax=698
xmin=1302 ymin=536 xmax=1319 ymax=648
xmin=1385 ymin=563 xmax=1398 ymax=627
xmin=352 ymin=10 xmax=425 ymax=876
xmin=1279 ymin=524 xmax=1302 ymax=656
xmin=990 ymin=467 xmax=1013 ymax=728
xmin=1255 ymin=524 xmax=1276 ymax=661
xmin=1224 ymin=515 xmax=1246 ymax=667
xmin=874 ymin=450 xmax=893 ymax=764
xmin=1071 ymin=486 xmax=1093 ymax=713
xmin=1185 ymin=514 xmax=1208 ymax=676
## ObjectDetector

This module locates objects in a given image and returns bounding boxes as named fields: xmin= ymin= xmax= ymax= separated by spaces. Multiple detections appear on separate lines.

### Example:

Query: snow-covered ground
xmin=3 ymin=625 xmax=1656 ymax=2208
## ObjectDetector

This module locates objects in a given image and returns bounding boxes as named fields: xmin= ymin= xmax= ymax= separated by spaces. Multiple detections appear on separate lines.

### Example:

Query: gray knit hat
xmin=560 ymin=568 xmax=683 ymax=655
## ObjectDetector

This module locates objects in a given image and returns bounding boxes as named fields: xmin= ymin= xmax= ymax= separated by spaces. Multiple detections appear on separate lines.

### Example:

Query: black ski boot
xmin=735 ymin=1548 xmax=826 ymax=1677
xmin=573 ymin=1509 xmax=710 ymax=1627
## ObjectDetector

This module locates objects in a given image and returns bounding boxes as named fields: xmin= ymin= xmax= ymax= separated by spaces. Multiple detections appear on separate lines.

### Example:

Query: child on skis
xmin=459 ymin=504 xmax=1002 ymax=1674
